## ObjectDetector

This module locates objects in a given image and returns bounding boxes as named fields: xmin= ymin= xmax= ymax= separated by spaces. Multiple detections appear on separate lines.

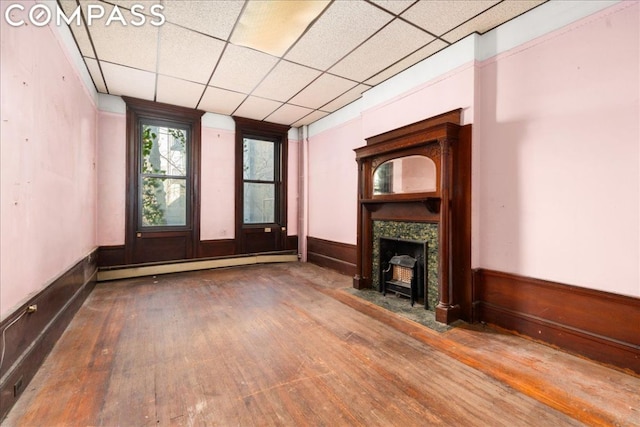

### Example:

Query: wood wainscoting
xmin=473 ymin=269 xmax=640 ymax=374
xmin=98 ymin=236 xmax=299 ymax=268
xmin=0 ymin=250 xmax=98 ymax=420
xmin=307 ymin=237 xmax=357 ymax=277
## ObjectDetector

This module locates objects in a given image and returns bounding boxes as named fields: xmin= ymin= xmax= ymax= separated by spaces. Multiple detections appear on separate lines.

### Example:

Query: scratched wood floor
xmin=4 ymin=262 xmax=639 ymax=426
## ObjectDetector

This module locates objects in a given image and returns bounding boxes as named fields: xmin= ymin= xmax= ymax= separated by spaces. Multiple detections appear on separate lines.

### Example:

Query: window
xmin=234 ymin=117 xmax=290 ymax=254
xmin=139 ymin=122 xmax=189 ymax=227
xmin=243 ymin=137 xmax=278 ymax=224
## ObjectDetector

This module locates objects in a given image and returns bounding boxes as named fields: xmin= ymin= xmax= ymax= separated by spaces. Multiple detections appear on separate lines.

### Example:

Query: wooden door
xmin=234 ymin=117 xmax=289 ymax=255
xmin=124 ymin=97 xmax=204 ymax=265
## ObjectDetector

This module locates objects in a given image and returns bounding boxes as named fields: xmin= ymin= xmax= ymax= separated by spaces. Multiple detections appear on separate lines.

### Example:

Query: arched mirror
xmin=373 ymin=155 xmax=437 ymax=195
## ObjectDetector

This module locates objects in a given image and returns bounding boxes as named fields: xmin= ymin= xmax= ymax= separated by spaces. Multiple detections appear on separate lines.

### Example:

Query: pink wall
xmin=97 ymin=112 xmax=126 ymax=245
xmin=200 ymin=128 xmax=235 ymax=240
xmin=308 ymin=119 xmax=363 ymax=244
xmin=476 ymin=1 xmax=639 ymax=296
xmin=362 ymin=63 xmax=476 ymax=138
xmin=0 ymin=2 xmax=98 ymax=318
xmin=287 ymin=139 xmax=299 ymax=237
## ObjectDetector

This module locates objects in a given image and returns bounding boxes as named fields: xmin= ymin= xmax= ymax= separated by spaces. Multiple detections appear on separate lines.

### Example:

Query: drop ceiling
xmin=60 ymin=0 xmax=546 ymax=127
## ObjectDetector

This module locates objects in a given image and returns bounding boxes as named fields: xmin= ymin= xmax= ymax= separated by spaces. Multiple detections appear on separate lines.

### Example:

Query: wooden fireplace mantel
xmin=353 ymin=109 xmax=472 ymax=324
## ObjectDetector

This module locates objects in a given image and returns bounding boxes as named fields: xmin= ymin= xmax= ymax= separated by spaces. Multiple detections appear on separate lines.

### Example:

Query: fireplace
xmin=379 ymin=238 xmax=426 ymax=307
xmin=353 ymin=109 xmax=472 ymax=324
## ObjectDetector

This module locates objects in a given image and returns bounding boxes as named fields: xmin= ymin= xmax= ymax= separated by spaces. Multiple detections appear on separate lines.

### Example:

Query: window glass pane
xmin=142 ymin=125 xmax=187 ymax=177
xmin=243 ymin=138 xmax=274 ymax=181
xmin=140 ymin=177 xmax=187 ymax=226
xmin=243 ymin=182 xmax=275 ymax=223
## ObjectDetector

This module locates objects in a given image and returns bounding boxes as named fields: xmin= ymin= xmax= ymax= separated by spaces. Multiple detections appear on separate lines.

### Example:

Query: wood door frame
xmin=233 ymin=117 xmax=290 ymax=254
xmin=123 ymin=97 xmax=205 ymax=265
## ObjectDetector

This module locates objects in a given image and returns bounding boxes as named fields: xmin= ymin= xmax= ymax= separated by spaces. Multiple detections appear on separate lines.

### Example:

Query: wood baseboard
xmin=473 ymin=269 xmax=640 ymax=374
xmin=307 ymin=237 xmax=356 ymax=277
xmin=0 ymin=250 xmax=98 ymax=421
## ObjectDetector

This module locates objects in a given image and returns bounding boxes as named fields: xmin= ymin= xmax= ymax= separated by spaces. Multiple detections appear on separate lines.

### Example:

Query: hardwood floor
xmin=3 ymin=262 xmax=639 ymax=426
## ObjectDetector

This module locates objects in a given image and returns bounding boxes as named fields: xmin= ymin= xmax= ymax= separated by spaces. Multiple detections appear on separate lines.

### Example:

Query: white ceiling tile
xmin=84 ymin=57 xmax=107 ymax=92
xmin=161 ymin=0 xmax=243 ymax=40
xmin=285 ymin=1 xmax=393 ymax=70
xmin=252 ymin=61 xmax=322 ymax=102
xmin=321 ymin=84 xmax=370 ymax=112
xmin=329 ymin=19 xmax=434 ymax=82
xmin=370 ymin=0 xmax=416 ymax=15
xmin=265 ymin=104 xmax=314 ymax=126
xmin=289 ymin=74 xmax=358 ymax=110
xmin=101 ymin=62 xmax=155 ymax=101
xmin=401 ymin=0 xmax=498 ymax=36
xmin=158 ymin=23 xmax=225 ymax=84
xmin=209 ymin=44 xmax=279 ymax=94
xmin=292 ymin=110 xmax=328 ymax=127
xmin=234 ymin=96 xmax=283 ymax=121
xmin=156 ymin=75 xmax=205 ymax=109
xmin=365 ymin=39 xmax=448 ymax=86
xmin=198 ymin=86 xmax=247 ymax=116
xmin=85 ymin=4 xmax=158 ymax=72
xmin=442 ymin=1 xmax=546 ymax=43
xmin=69 ymin=23 xmax=95 ymax=58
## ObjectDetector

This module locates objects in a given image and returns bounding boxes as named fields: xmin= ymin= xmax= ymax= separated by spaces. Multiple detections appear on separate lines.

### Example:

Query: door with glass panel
xmin=131 ymin=118 xmax=195 ymax=263
xmin=123 ymin=97 xmax=203 ymax=265
xmin=235 ymin=118 xmax=289 ymax=254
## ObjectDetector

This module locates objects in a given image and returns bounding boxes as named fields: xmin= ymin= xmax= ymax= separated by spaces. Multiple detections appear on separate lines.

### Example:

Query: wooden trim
xmin=473 ymin=269 xmax=640 ymax=374
xmin=97 ymin=245 xmax=126 ymax=267
xmin=0 ymin=250 xmax=98 ymax=420
xmin=365 ymin=109 xmax=462 ymax=146
xmin=307 ymin=237 xmax=356 ymax=277
xmin=285 ymin=235 xmax=299 ymax=252
xmin=198 ymin=239 xmax=236 ymax=258
xmin=98 ymin=238 xmax=298 ymax=268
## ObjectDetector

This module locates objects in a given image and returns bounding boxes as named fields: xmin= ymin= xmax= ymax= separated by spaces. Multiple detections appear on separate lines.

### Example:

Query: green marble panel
xmin=372 ymin=221 xmax=439 ymax=310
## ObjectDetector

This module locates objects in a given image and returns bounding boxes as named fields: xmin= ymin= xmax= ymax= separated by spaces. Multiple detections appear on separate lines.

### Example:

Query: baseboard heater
xmin=97 ymin=252 xmax=299 ymax=282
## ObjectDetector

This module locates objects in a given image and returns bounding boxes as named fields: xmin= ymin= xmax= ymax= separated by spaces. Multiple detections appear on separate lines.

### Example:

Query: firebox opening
xmin=379 ymin=237 xmax=427 ymax=309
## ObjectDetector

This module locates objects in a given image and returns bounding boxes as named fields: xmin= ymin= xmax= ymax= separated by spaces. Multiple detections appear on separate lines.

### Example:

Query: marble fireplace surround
xmin=373 ymin=221 xmax=439 ymax=310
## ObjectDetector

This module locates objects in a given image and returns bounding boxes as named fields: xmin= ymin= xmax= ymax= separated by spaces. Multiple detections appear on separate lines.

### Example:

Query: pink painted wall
xmin=307 ymin=119 xmax=363 ymax=244
xmin=362 ymin=63 xmax=476 ymax=139
xmin=476 ymin=1 xmax=639 ymax=296
xmin=0 ymin=2 xmax=98 ymax=318
xmin=287 ymin=139 xmax=299 ymax=237
xmin=200 ymin=128 xmax=235 ymax=240
xmin=97 ymin=112 xmax=126 ymax=245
